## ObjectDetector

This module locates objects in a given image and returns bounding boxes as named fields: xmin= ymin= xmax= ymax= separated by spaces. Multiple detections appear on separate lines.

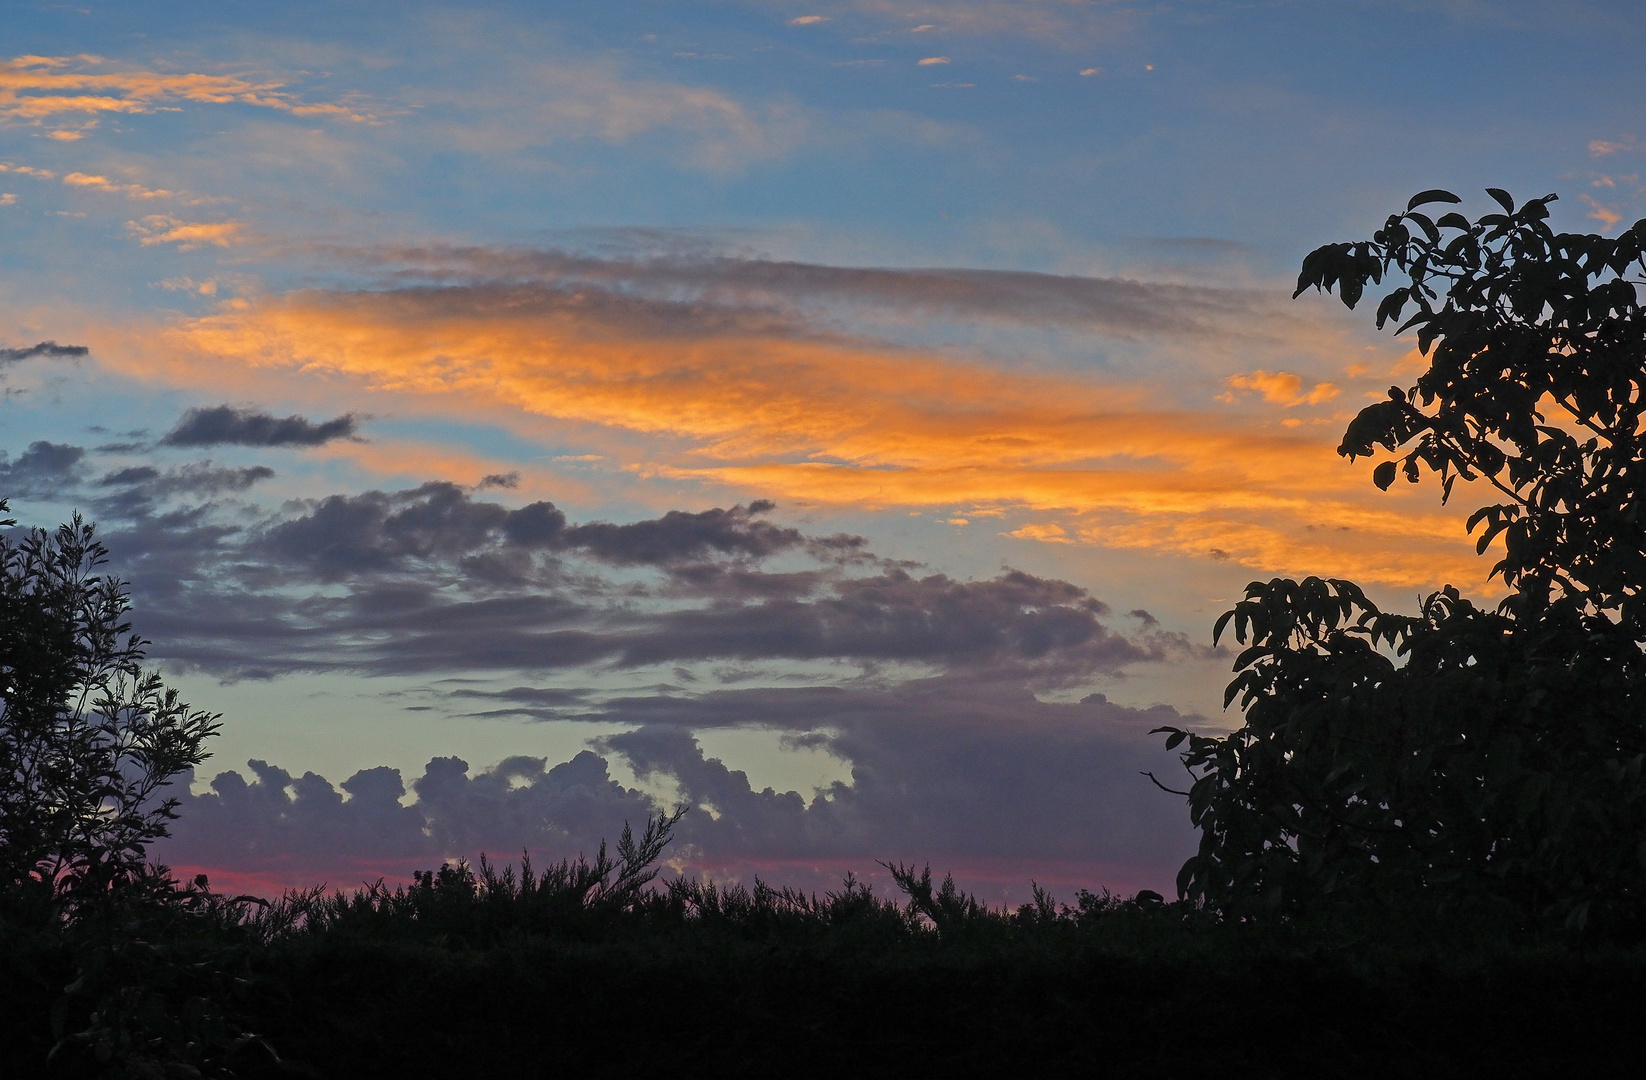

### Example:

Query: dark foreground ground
xmin=4 ymin=873 xmax=1642 ymax=1079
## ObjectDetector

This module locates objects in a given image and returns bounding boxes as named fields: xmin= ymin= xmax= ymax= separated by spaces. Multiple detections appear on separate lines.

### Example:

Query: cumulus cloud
xmin=161 ymin=404 xmax=358 ymax=448
xmin=158 ymin=683 xmax=1196 ymax=900
xmin=161 ymin=750 xmax=657 ymax=891
xmin=0 ymin=440 xmax=84 ymax=498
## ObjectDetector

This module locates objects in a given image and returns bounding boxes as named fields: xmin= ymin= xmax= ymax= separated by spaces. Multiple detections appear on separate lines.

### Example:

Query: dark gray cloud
xmin=605 ymin=569 xmax=1157 ymax=679
xmin=129 ymin=561 xmax=1161 ymax=684
xmin=351 ymin=244 xmax=1270 ymax=340
xmin=260 ymin=483 xmax=810 ymax=579
xmin=51 ymin=473 xmax=1184 ymax=685
xmin=0 ymin=441 xmax=84 ymax=498
xmin=0 ymin=340 xmax=89 ymax=364
xmin=125 ymin=535 xmax=1166 ymax=682
xmin=92 ymin=462 xmax=274 ymax=519
xmin=560 ymin=500 xmax=807 ymax=565
xmin=161 ymin=405 xmax=358 ymax=448
xmin=260 ymin=482 xmax=514 ymax=577
xmin=157 ymin=682 xmax=1196 ymax=902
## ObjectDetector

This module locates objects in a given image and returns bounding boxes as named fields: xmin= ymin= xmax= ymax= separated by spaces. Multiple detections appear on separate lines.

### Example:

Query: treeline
xmin=4 ymin=823 xmax=1644 ymax=1078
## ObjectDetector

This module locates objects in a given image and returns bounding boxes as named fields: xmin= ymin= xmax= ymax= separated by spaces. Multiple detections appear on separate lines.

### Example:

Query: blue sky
xmin=2 ymin=0 xmax=1642 ymax=898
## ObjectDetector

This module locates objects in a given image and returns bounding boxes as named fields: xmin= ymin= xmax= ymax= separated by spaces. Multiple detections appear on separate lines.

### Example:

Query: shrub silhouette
xmin=1159 ymin=191 xmax=1646 ymax=933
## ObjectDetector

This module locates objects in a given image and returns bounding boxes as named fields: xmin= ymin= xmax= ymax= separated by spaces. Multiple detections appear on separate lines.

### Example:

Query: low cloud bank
xmin=159 ymin=681 xmax=1196 ymax=903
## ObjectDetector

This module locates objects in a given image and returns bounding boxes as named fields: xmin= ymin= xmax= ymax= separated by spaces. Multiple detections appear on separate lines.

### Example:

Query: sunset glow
xmin=3 ymin=1 xmax=1640 ymax=901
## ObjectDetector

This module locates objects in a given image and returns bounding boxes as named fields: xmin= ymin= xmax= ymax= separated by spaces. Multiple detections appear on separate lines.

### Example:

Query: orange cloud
xmin=1589 ymin=138 xmax=1636 ymax=157
xmin=1221 ymin=369 xmax=1339 ymax=407
xmin=63 ymin=171 xmax=175 ymax=199
xmin=126 ymin=215 xmax=242 ymax=249
xmin=1007 ymin=522 xmax=1071 ymax=543
xmin=94 ymin=283 xmax=1493 ymax=590
xmin=1580 ymin=194 xmax=1623 ymax=230
xmin=0 ymin=162 xmax=55 ymax=178
xmin=0 ymin=54 xmax=367 ymax=125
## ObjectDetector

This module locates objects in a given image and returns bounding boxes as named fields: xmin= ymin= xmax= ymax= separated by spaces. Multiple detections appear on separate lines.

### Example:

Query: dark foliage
xmin=1160 ymin=191 xmax=1646 ymax=932
xmin=0 ymin=501 xmax=220 ymax=902
xmin=5 ymin=833 xmax=1644 ymax=1078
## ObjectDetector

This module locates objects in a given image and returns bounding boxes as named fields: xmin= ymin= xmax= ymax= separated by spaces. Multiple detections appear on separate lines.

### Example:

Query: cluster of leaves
xmin=1161 ymin=191 xmax=1646 ymax=934
xmin=0 ymin=502 xmax=220 ymax=902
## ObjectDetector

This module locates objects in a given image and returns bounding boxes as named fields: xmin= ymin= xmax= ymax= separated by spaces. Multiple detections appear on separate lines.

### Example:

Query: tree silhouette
xmin=0 ymin=501 xmax=219 ymax=904
xmin=1160 ymin=191 xmax=1646 ymax=932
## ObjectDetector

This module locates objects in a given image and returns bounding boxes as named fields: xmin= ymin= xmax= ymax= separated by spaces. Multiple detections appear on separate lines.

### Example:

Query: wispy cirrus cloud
xmin=759 ymin=0 xmax=1141 ymax=48
xmin=406 ymin=57 xmax=810 ymax=173
xmin=63 ymin=171 xmax=176 ymax=200
xmin=0 ymin=53 xmax=369 ymax=126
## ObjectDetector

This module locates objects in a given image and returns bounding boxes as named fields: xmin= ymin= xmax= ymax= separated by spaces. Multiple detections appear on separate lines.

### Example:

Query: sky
xmin=2 ymin=0 xmax=1642 ymax=901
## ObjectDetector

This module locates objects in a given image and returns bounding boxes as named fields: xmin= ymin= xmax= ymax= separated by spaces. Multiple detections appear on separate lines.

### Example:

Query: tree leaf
xmin=1407 ymin=189 xmax=1462 ymax=211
